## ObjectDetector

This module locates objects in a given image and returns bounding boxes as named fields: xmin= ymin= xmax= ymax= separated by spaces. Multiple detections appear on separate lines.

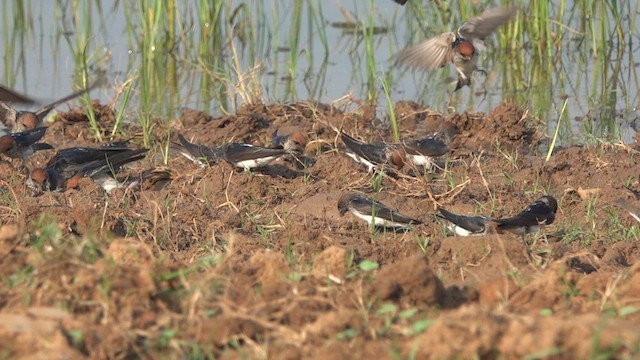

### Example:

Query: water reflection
xmin=0 ymin=1 xmax=637 ymax=144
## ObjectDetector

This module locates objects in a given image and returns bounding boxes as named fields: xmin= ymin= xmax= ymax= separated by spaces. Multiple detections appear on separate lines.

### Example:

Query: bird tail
xmin=32 ymin=143 xmax=54 ymax=152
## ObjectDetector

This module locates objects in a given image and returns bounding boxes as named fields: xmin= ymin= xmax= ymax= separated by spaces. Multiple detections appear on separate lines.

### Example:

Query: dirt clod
xmin=373 ymin=255 xmax=445 ymax=306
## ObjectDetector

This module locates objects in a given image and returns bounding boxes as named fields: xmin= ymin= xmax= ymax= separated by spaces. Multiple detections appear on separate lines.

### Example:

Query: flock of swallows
xmin=330 ymin=3 xmax=560 ymax=235
xmin=0 ymin=4 xmax=563 ymax=237
xmin=0 ymin=82 xmax=558 ymax=237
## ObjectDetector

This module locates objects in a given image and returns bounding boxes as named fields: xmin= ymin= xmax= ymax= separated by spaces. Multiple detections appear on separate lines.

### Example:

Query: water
xmin=1 ymin=1 xmax=638 ymax=144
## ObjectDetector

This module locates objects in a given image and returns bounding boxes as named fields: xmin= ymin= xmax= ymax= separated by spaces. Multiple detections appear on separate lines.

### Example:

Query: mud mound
xmin=414 ymin=306 xmax=640 ymax=359
xmin=431 ymin=235 xmax=531 ymax=284
xmin=3 ymin=100 xmax=640 ymax=358
xmin=372 ymin=255 xmax=445 ymax=306
xmin=448 ymin=102 xmax=540 ymax=153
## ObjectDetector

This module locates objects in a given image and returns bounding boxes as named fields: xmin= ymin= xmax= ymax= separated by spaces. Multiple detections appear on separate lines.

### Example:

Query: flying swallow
xmin=340 ymin=132 xmax=405 ymax=172
xmin=337 ymin=192 xmax=422 ymax=229
xmin=493 ymin=195 xmax=558 ymax=235
xmin=0 ymin=85 xmax=37 ymax=105
xmin=403 ymin=135 xmax=449 ymax=168
xmin=0 ymin=127 xmax=53 ymax=164
xmin=436 ymin=206 xmax=492 ymax=236
xmin=222 ymin=143 xmax=288 ymax=170
xmin=397 ymin=6 xmax=517 ymax=90
xmin=0 ymin=74 xmax=104 ymax=132
xmin=173 ymin=134 xmax=223 ymax=167
xmin=26 ymin=143 xmax=147 ymax=195
xmin=272 ymin=129 xmax=308 ymax=154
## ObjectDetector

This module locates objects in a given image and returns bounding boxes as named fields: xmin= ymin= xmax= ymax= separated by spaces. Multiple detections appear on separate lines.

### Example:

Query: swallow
xmin=133 ymin=168 xmax=173 ymax=191
xmin=613 ymin=199 xmax=640 ymax=223
xmin=95 ymin=167 xmax=173 ymax=194
xmin=173 ymin=134 xmax=223 ymax=167
xmin=436 ymin=206 xmax=492 ymax=236
xmin=0 ymin=127 xmax=53 ymax=164
xmin=272 ymin=129 xmax=307 ymax=154
xmin=340 ymin=132 xmax=405 ymax=172
xmin=403 ymin=135 xmax=449 ymax=168
xmin=396 ymin=6 xmax=518 ymax=91
xmin=222 ymin=143 xmax=288 ymax=170
xmin=26 ymin=143 xmax=147 ymax=195
xmin=493 ymin=195 xmax=558 ymax=235
xmin=392 ymin=0 xmax=408 ymax=5
xmin=337 ymin=193 xmax=422 ymax=229
xmin=44 ymin=141 xmax=133 ymax=170
xmin=0 ymin=85 xmax=37 ymax=105
xmin=0 ymin=75 xmax=104 ymax=132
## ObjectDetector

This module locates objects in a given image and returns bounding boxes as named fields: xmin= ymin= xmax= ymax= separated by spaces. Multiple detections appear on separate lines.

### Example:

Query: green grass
xmin=1 ymin=2 xmax=640 ymax=358
xmin=1 ymin=1 xmax=636 ymax=146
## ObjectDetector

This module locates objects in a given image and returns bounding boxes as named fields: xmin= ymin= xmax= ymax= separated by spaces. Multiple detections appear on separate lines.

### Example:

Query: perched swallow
xmin=403 ymin=135 xmax=449 ymax=168
xmin=272 ymin=129 xmax=307 ymax=154
xmin=493 ymin=195 xmax=558 ymax=235
xmin=96 ymin=167 xmax=173 ymax=194
xmin=397 ymin=6 xmax=517 ymax=90
xmin=173 ymin=134 xmax=223 ymax=167
xmin=26 ymin=143 xmax=147 ymax=195
xmin=392 ymin=0 xmax=408 ymax=4
xmin=222 ymin=143 xmax=288 ymax=170
xmin=45 ymin=142 xmax=133 ymax=170
xmin=0 ymin=127 xmax=53 ymax=164
xmin=613 ymin=198 xmax=640 ymax=223
xmin=0 ymin=76 xmax=103 ymax=132
xmin=436 ymin=206 xmax=492 ymax=236
xmin=0 ymin=85 xmax=37 ymax=105
xmin=133 ymin=168 xmax=173 ymax=191
xmin=337 ymin=193 xmax=422 ymax=229
xmin=340 ymin=132 xmax=405 ymax=172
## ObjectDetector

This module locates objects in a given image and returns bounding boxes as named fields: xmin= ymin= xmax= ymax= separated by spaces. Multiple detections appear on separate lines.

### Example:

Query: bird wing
xmin=10 ymin=127 xmax=47 ymax=147
xmin=35 ymin=87 xmax=94 ymax=120
xmin=47 ymin=145 xmax=132 ymax=169
xmin=613 ymin=199 xmax=640 ymax=223
xmin=404 ymin=136 xmax=449 ymax=156
xmin=80 ymin=149 xmax=148 ymax=178
xmin=351 ymin=195 xmax=421 ymax=225
xmin=34 ymin=73 xmax=104 ymax=120
xmin=396 ymin=32 xmax=456 ymax=70
xmin=0 ymin=85 xmax=37 ymax=104
xmin=340 ymin=132 xmax=388 ymax=164
xmin=437 ymin=207 xmax=487 ymax=233
xmin=493 ymin=203 xmax=553 ymax=227
xmin=223 ymin=143 xmax=286 ymax=163
xmin=177 ymin=134 xmax=222 ymax=164
xmin=458 ymin=6 xmax=518 ymax=39
xmin=0 ymin=101 xmax=18 ymax=128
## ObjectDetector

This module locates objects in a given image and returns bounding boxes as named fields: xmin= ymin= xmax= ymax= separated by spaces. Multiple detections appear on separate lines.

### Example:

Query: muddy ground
xmin=1 ymin=99 xmax=640 ymax=359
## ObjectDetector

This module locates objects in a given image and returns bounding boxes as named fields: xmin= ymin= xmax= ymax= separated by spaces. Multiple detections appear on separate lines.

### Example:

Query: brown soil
xmin=1 ymin=100 xmax=640 ymax=358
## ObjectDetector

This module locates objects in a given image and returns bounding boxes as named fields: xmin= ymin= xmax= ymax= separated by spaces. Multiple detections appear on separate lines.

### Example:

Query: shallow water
xmin=1 ymin=1 xmax=638 ymax=144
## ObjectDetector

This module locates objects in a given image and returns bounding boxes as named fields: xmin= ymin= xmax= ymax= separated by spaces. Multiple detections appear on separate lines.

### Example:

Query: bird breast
xmin=455 ymin=40 xmax=475 ymax=58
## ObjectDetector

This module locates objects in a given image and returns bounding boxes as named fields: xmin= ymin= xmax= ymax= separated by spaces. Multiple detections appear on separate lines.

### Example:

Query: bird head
xmin=26 ymin=168 xmax=50 ymax=196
